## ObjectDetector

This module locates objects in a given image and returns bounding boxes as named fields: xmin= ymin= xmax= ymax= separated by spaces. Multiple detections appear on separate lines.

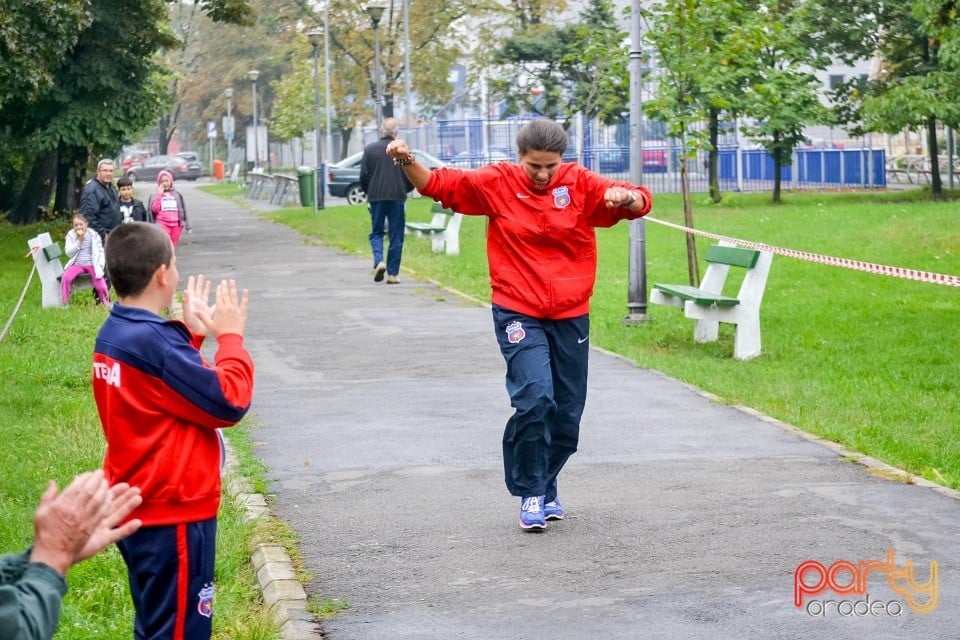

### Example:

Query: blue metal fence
xmin=380 ymin=117 xmax=886 ymax=194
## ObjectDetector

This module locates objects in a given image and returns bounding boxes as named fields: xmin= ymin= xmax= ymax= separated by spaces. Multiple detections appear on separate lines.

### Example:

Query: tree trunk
xmin=157 ymin=103 xmax=181 ymax=155
xmin=772 ymin=133 xmax=783 ymax=204
xmin=339 ymin=127 xmax=353 ymax=159
xmin=8 ymin=150 xmax=58 ymax=225
xmin=927 ymin=115 xmax=942 ymax=197
xmin=680 ymin=144 xmax=700 ymax=287
xmin=53 ymin=145 xmax=88 ymax=215
xmin=382 ymin=92 xmax=394 ymax=119
xmin=708 ymin=107 xmax=721 ymax=203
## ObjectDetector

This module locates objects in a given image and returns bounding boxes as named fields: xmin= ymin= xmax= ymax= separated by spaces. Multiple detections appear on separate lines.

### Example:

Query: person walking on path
xmin=0 ymin=469 xmax=142 ymax=640
xmin=61 ymin=214 xmax=110 ymax=306
xmin=79 ymin=159 xmax=122 ymax=242
xmin=93 ymin=222 xmax=254 ymax=639
xmin=386 ymin=119 xmax=652 ymax=530
xmin=360 ymin=118 xmax=413 ymax=284
xmin=148 ymin=170 xmax=190 ymax=249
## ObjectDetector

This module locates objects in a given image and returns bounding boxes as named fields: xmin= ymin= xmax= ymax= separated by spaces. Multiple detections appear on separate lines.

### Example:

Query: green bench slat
xmin=406 ymin=222 xmax=446 ymax=233
xmin=652 ymin=283 xmax=740 ymax=307
xmin=430 ymin=203 xmax=455 ymax=215
xmin=705 ymin=245 xmax=760 ymax=268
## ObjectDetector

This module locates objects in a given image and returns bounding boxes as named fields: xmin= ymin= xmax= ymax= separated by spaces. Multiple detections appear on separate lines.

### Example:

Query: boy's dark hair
xmin=116 ymin=176 xmax=133 ymax=188
xmin=106 ymin=222 xmax=173 ymax=298
xmin=516 ymin=119 xmax=568 ymax=155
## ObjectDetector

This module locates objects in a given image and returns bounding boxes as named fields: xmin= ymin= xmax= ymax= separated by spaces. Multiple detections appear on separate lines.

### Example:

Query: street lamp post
xmin=623 ymin=0 xmax=649 ymax=325
xmin=324 ymin=3 xmax=333 ymax=166
xmin=308 ymin=28 xmax=325 ymax=211
xmin=248 ymin=69 xmax=260 ymax=171
xmin=365 ymin=3 xmax=386 ymax=131
xmin=224 ymin=88 xmax=233 ymax=171
xmin=403 ymin=0 xmax=412 ymax=125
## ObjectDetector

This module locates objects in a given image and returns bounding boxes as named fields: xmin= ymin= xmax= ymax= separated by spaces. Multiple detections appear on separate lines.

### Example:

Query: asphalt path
xmin=174 ymin=182 xmax=960 ymax=639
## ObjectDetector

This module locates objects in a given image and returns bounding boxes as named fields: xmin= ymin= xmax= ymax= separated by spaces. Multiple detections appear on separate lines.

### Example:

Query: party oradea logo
xmin=794 ymin=548 xmax=938 ymax=617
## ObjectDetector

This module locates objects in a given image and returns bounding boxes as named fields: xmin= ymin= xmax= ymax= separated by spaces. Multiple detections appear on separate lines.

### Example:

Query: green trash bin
xmin=297 ymin=166 xmax=315 ymax=207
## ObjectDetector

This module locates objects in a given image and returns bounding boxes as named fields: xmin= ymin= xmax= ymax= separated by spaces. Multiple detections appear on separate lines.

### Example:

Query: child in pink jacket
xmin=148 ymin=170 xmax=190 ymax=248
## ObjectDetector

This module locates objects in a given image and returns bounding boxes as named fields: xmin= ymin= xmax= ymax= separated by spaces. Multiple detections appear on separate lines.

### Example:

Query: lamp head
xmin=307 ymin=27 xmax=323 ymax=48
xmin=224 ymin=87 xmax=233 ymax=99
xmin=248 ymin=69 xmax=260 ymax=82
xmin=365 ymin=3 xmax=385 ymax=26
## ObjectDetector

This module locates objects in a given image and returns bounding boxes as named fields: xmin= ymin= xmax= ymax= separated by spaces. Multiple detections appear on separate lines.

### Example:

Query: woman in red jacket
xmin=387 ymin=119 xmax=652 ymax=530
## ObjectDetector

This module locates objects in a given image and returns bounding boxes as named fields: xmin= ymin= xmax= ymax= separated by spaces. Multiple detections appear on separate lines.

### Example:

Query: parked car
xmin=447 ymin=149 xmax=513 ymax=169
xmin=121 ymin=150 xmax=151 ymax=172
xmin=174 ymin=152 xmax=204 ymax=179
xmin=125 ymin=154 xmax=203 ymax=182
xmin=327 ymin=149 xmax=445 ymax=205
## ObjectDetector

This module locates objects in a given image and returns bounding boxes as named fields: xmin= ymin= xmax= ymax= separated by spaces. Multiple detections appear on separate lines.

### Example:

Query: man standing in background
xmin=360 ymin=118 xmax=413 ymax=284
xmin=80 ymin=159 xmax=122 ymax=242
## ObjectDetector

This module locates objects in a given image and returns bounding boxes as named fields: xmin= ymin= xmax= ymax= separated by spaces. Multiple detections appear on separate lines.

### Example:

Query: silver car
xmin=327 ymin=149 xmax=445 ymax=205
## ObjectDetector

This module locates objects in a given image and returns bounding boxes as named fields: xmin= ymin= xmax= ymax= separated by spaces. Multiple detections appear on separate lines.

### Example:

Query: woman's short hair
xmin=516 ymin=119 xmax=568 ymax=155
xmin=105 ymin=223 xmax=173 ymax=298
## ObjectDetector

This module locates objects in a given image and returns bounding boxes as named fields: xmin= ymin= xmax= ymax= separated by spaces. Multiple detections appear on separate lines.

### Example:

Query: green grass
xmin=308 ymin=595 xmax=350 ymax=618
xmin=0 ymin=218 xmax=283 ymax=639
xmin=206 ymin=184 xmax=960 ymax=492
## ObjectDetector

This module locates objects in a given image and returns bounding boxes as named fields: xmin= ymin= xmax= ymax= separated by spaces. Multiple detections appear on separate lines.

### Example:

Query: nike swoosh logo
xmin=577 ymin=336 xmax=588 ymax=344
xmin=516 ymin=193 xmax=531 ymax=199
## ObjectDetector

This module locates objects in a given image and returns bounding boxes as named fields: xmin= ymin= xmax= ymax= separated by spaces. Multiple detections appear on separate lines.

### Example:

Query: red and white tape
xmin=644 ymin=216 xmax=960 ymax=287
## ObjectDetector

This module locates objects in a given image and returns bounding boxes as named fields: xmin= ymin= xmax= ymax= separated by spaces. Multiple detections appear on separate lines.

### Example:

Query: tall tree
xmin=0 ymin=0 xmax=90 ymax=110
xmin=861 ymin=1 xmax=960 ymax=197
xmin=488 ymin=0 xmax=627 ymax=128
xmin=0 ymin=0 xmax=255 ymax=224
xmin=163 ymin=0 xmax=304 ymax=158
xmin=734 ymin=1 xmax=829 ymax=204
xmin=319 ymin=0 xmax=478 ymax=150
xmin=642 ymin=0 xmax=742 ymax=284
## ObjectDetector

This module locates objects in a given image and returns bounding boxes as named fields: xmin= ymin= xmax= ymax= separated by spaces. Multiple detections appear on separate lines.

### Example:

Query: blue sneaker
xmin=544 ymin=497 xmax=564 ymax=521
xmin=519 ymin=496 xmax=546 ymax=530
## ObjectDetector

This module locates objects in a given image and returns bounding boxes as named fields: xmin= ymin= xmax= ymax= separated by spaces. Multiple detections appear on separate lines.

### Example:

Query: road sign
xmin=207 ymin=121 xmax=217 ymax=139
xmin=223 ymin=116 xmax=235 ymax=142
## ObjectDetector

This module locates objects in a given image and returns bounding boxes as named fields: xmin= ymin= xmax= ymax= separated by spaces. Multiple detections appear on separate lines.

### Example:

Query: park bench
xmin=269 ymin=175 xmax=299 ymax=205
xmin=26 ymin=232 xmax=82 ymax=308
xmin=245 ymin=170 xmax=269 ymax=200
xmin=404 ymin=202 xmax=463 ymax=256
xmin=649 ymin=242 xmax=774 ymax=360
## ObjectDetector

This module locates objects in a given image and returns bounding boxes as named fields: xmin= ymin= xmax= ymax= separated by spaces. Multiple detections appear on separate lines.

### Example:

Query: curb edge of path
xmin=223 ymin=446 xmax=322 ymax=639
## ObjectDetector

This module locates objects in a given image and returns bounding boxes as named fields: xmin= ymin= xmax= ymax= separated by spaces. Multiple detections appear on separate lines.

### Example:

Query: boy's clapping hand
xmin=184 ymin=277 xmax=247 ymax=338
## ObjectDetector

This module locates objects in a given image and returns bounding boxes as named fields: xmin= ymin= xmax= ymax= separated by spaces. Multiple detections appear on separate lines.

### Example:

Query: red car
xmin=121 ymin=151 xmax=151 ymax=172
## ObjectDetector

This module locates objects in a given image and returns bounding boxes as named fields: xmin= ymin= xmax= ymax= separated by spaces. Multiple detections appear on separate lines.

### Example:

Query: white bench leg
xmin=733 ymin=317 xmax=761 ymax=360
xmin=443 ymin=232 xmax=459 ymax=256
xmin=431 ymin=236 xmax=444 ymax=253
xmin=693 ymin=318 xmax=719 ymax=344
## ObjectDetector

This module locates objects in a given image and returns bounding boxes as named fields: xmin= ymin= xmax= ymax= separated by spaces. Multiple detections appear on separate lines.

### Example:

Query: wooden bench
xmin=650 ymin=242 xmax=774 ymax=360
xmin=404 ymin=203 xmax=464 ymax=256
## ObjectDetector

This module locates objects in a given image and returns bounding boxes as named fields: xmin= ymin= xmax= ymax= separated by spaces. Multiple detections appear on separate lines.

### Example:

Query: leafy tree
xmin=0 ymin=0 xmax=90 ymax=110
xmin=319 ymin=0 xmax=477 ymax=153
xmin=162 ymin=0 xmax=305 ymax=160
xmin=269 ymin=45 xmax=324 ymax=166
xmin=0 ymin=0 xmax=255 ymax=224
xmin=4 ymin=0 xmax=178 ymax=224
xmin=642 ymin=0 xmax=743 ymax=284
xmin=734 ymin=1 xmax=829 ymax=204
xmin=488 ymin=0 xmax=628 ymax=129
xmin=860 ymin=1 xmax=960 ymax=197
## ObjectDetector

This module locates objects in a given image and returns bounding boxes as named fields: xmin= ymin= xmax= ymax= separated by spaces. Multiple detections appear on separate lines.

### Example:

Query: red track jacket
xmin=93 ymin=304 xmax=254 ymax=526
xmin=421 ymin=162 xmax=652 ymax=319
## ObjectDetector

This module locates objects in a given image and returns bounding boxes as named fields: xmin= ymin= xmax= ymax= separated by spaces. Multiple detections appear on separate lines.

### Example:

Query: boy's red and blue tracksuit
xmin=93 ymin=304 xmax=254 ymax=640
xmin=420 ymin=162 xmax=652 ymax=502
